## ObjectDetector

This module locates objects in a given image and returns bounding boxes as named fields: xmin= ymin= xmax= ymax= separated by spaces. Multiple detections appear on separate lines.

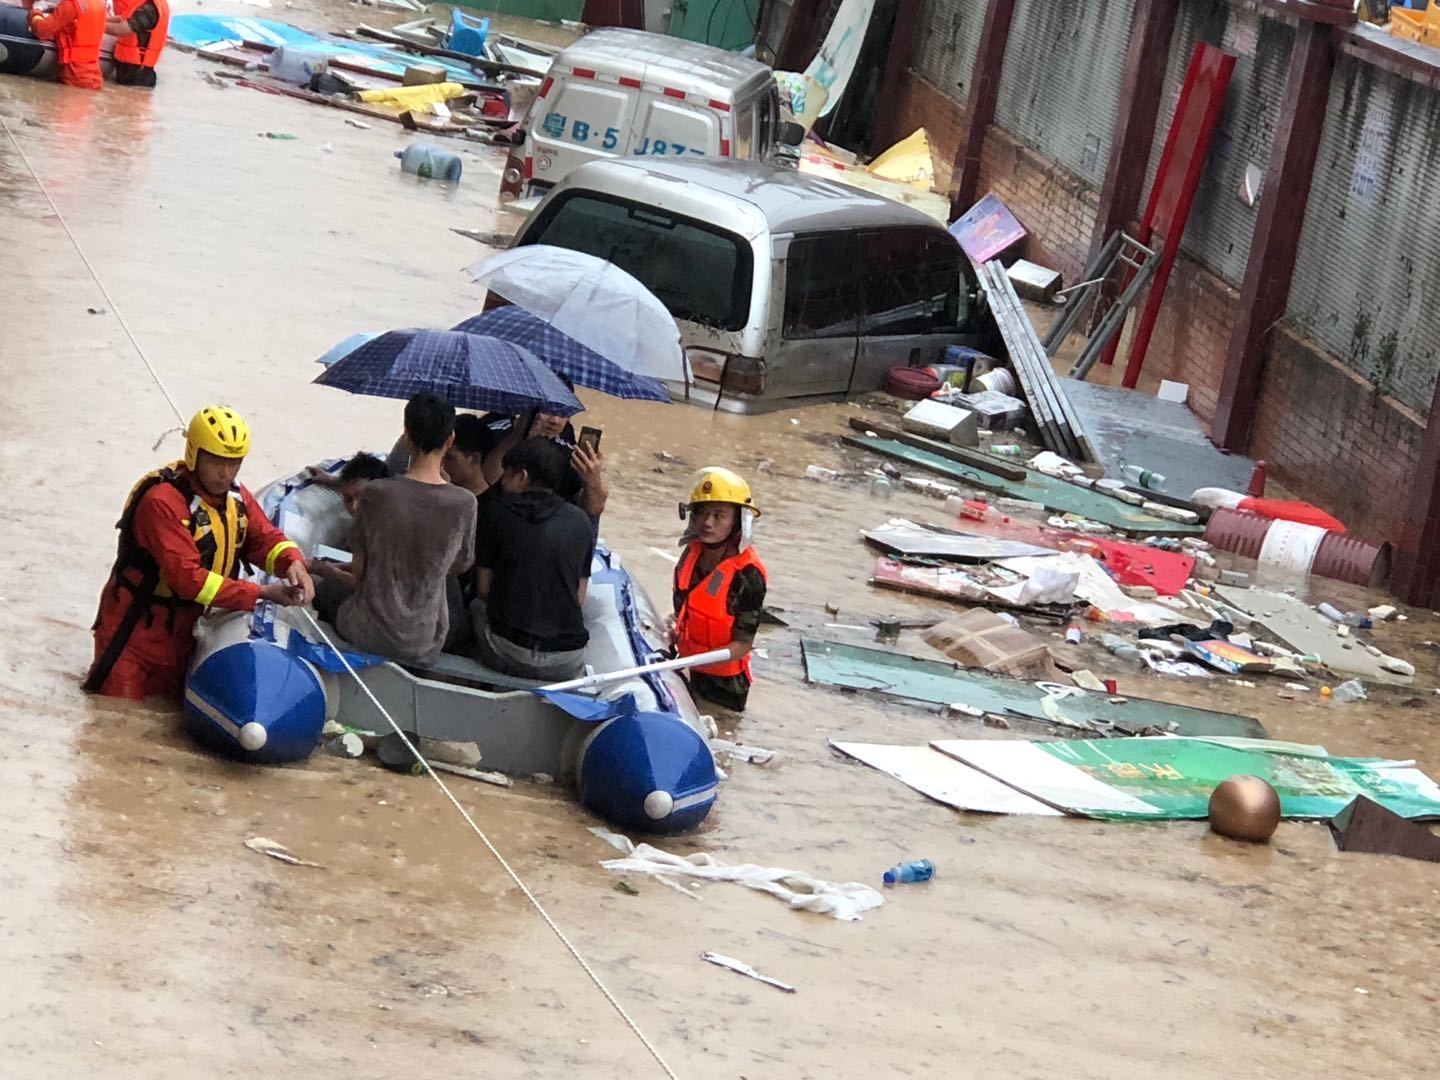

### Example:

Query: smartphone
xmin=578 ymin=426 xmax=602 ymax=453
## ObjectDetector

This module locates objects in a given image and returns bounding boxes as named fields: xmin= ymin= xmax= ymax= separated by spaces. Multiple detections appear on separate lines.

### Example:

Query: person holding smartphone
xmin=478 ymin=410 xmax=608 ymax=521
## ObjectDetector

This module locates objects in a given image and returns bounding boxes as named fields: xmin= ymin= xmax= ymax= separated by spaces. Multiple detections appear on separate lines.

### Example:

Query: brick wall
xmin=975 ymin=126 xmax=1098 ymax=284
xmin=1251 ymin=328 xmax=1424 ymax=545
xmin=1134 ymin=258 xmax=1237 ymax=423
xmin=881 ymin=68 xmax=1423 ymax=547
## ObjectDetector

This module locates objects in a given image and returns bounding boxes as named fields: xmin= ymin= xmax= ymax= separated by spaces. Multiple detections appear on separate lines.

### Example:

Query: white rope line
xmin=299 ymin=613 xmax=679 ymax=1079
xmin=1 ymin=115 xmax=188 ymax=426
xmin=1 ymin=114 xmax=676 ymax=1076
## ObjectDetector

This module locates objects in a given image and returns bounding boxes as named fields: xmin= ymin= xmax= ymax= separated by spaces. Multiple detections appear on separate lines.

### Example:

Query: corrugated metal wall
xmin=990 ymin=0 xmax=1136 ymax=187
xmin=913 ymin=0 xmax=984 ymax=104
xmin=1286 ymin=57 xmax=1440 ymax=415
xmin=1141 ymin=1 xmax=1293 ymax=286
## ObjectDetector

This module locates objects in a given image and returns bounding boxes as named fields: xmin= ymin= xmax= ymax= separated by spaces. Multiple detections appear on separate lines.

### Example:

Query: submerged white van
xmin=512 ymin=158 xmax=998 ymax=412
xmin=499 ymin=29 xmax=779 ymax=204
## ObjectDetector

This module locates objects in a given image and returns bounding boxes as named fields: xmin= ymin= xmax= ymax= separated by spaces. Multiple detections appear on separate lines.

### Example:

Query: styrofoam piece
xmin=901 ymin=399 xmax=979 ymax=447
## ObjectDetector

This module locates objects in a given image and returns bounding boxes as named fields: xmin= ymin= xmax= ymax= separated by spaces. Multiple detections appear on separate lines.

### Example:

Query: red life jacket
xmin=673 ymin=543 xmax=767 ymax=679
xmin=38 ymin=0 xmax=104 ymax=65
xmin=112 ymin=0 xmax=168 ymax=68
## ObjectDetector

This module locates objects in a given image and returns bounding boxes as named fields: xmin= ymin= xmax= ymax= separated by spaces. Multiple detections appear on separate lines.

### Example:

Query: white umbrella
xmin=464 ymin=245 xmax=687 ymax=387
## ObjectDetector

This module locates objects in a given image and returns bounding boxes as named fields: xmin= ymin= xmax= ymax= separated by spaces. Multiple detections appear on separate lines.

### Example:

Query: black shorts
xmin=115 ymin=61 xmax=157 ymax=88
xmin=688 ymin=670 xmax=751 ymax=713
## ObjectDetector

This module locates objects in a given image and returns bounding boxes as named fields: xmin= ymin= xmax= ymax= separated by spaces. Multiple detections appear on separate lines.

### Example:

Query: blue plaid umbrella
xmin=452 ymin=307 xmax=670 ymax=403
xmin=313 ymin=329 xmax=583 ymax=416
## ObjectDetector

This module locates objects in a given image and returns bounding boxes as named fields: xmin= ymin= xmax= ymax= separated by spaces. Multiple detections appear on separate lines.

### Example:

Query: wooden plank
xmin=351 ymin=25 xmax=544 ymax=78
xmin=845 ymin=416 xmax=1027 ymax=480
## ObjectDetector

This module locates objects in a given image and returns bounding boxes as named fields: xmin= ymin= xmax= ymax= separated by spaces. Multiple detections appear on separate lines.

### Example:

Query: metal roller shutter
xmin=913 ymin=0 xmax=984 ymax=104
xmin=1141 ymin=1 xmax=1293 ymax=287
xmin=1286 ymin=55 xmax=1440 ymax=414
xmin=991 ymin=0 xmax=1138 ymax=188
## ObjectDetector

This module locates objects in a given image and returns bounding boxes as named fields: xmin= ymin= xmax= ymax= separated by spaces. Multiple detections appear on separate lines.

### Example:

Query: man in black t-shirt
xmin=469 ymin=438 xmax=595 ymax=680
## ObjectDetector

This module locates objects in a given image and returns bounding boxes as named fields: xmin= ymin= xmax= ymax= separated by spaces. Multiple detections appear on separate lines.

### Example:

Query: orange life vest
xmin=112 ymin=0 xmax=168 ymax=68
xmin=673 ymin=543 xmax=767 ymax=679
xmin=34 ymin=0 xmax=105 ymax=65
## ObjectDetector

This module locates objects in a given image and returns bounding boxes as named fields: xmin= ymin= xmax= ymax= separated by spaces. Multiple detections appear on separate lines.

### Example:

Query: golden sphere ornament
xmin=1208 ymin=774 xmax=1281 ymax=843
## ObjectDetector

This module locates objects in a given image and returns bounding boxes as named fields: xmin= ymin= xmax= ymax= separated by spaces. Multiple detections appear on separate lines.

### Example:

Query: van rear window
xmin=523 ymin=192 xmax=753 ymax=331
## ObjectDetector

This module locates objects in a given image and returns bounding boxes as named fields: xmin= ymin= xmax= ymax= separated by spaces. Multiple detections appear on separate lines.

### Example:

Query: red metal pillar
xmin=868 ymin=0 xmax=923 ymax=152
xmin=1210 ymin=19 xmax=1338 ymax=450
xmin=1392 ymin=377 xmax=1440 ymax=607
xmin=1088 ymin=0 xmax=1180 ymax=256
xmin=949 ymin=0 xmax=1016 ymax=219
xmin=774 ymin=0 xmax=830 ymax=71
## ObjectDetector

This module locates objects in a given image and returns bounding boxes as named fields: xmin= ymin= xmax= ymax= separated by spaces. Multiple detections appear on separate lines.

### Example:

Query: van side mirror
xmin=777 ymin=121 xmax=805 ymax=148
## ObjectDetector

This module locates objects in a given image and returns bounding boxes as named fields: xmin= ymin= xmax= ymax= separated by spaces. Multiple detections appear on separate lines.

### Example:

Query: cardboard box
xmin=924 ymin=608 xmax=1062 ymax=681
xmin=403 ymin=64 xmax=448 ymax=86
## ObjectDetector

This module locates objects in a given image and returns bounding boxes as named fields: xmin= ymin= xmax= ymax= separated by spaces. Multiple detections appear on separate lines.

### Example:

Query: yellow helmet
xmin=681 ymin=466 xmax=761 ymax=518
xmin=184 ymin=406 xmax=251 ymax=469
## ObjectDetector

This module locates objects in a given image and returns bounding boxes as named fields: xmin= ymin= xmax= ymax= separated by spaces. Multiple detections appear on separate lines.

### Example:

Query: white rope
xmin=2 ymin=115 xmax=678 ymax=1077
xmin=299 ymin=613 xmax=679 ymax=1079
xmin=1 ymin=115 xmax=188 ymax=427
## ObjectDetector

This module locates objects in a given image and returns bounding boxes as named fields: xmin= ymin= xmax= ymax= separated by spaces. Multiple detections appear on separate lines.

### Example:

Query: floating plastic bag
xmin=591 ymin=828 xmax=884 ymax=921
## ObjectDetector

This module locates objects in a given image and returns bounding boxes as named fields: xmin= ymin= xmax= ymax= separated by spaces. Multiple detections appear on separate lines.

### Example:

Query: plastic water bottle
xmin=395 ymin=141 xmax=463 ymax=182
xmin=883 ymin=859 xmax=935 ymax=886
xmin=869 ymin=476 xmax=894 ymax=499
xmin=990 ymin=444 xmax=1023 ymax=457
xmin=1121 ymin=463 xmax=1167 ymax=490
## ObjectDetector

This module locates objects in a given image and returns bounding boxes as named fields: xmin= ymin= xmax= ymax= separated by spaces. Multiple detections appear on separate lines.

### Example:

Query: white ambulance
xmin=499 ymin=28 xmax=780 ymax=204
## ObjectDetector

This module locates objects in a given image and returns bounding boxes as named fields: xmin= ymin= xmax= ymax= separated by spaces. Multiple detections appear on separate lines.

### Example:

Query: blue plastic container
xmin=396 ymin=141 xmax=463 ymax=183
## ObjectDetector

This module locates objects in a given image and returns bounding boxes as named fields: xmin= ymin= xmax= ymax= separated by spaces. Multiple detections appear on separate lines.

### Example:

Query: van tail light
xmin=685 ymin=348 xmax=765 ymax=396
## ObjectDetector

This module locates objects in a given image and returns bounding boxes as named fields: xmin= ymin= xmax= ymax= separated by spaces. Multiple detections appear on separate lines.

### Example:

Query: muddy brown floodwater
xmin=3 ymin=9 xmax=1440 ymax=1076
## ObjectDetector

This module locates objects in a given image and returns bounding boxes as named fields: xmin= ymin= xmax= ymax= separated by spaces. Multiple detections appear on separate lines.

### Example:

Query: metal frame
xmin=1042 ymin=230 xmax=1159 ymax=381
xmin=977 ymin=259 xmax=1091 ymax=462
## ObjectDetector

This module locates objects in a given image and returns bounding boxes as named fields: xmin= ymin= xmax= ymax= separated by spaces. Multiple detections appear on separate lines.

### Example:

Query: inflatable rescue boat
xmin=180 ymin=462 xmax=719 ymax=834
xmin=0 ymin=5 xmax=114 ymax=80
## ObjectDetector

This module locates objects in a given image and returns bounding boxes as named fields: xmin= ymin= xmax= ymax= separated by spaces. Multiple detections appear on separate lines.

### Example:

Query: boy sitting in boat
xmin=672 ymin=468 xmax=768 ymax=712
xmin=318 ymin=393 xmax=477 ymax=668
xmin=468 ymin=438 xmax=595 ymax=680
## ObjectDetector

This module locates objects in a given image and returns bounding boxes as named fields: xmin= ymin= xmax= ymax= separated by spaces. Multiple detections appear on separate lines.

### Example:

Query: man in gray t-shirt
xmin=333 ymin=393 xmax=477 ymax=667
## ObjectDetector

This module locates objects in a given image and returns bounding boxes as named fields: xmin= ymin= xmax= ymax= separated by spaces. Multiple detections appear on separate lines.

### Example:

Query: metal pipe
xmin=540 ymin=648 xmax=732 ymax=693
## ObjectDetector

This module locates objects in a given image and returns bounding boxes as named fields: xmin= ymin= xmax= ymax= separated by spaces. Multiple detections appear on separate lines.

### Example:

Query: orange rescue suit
xmin=672 ymin=543 xmax=767 ymax=679
xmin=112 ymin=0 xmax=168 ymax=71
xmin=28 ymin=0 xmax=105 ymax=90
xmin=85 ymin=464 xmax=304 ymax=702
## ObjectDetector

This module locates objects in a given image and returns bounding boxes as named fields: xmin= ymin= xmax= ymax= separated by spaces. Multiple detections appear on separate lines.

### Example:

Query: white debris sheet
xmin=590 ymin=828 xmax=885 ymax=921
xmin=832 ymin=741 xmax=1063 ymax=816
xmin=988 ymin=552 xmax=1185 ymax=626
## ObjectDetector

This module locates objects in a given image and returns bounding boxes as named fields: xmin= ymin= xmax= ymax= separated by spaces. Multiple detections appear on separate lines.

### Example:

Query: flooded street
xmin=2 ymin=10 xmax=1439 ymax=1075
